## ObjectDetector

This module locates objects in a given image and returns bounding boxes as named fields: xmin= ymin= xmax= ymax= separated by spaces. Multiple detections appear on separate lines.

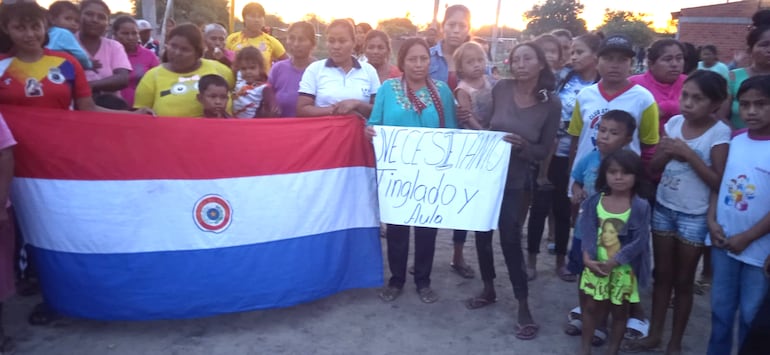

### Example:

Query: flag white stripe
xmin=11 ymin=167 xmax=379 ymax=254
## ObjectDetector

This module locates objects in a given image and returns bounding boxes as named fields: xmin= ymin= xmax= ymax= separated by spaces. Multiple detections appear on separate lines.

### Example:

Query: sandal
xmin=620 ymin=337 xmax=663 ymax=353
xmin=624 ymin=318 xmax=650 ymax=340
xmin=558 ymin=266 xmax=578 ymax=282
xmin=450 ymin=263 xmax=475 ymax=279
xmin=28 ymin=302 xmax=58 ymax=326
xmin=464 ymin=295 xmax=496 ymax=310
xmin=564 ymin=308 xmax=582 ymax=336
xmin=592 ymin=328 xmax=608 ymax=347
xmin=694 ymin=279 xmax=711 ymax=295
xmin=378 ymin=286 xmax=402 ymax=302
xmin=417 ymin=287 xmax=438 ymax=304
xmin=515 ymin=323 xmax=540 ymax=340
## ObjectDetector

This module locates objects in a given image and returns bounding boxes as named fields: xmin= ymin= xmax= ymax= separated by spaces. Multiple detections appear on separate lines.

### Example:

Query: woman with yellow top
xmin=225 ymin=2 xmax=287 ymax=72
xmin=134 ymin=24 xmax=235 ymax=118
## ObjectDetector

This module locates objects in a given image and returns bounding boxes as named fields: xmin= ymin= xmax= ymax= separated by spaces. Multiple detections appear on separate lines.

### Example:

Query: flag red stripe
xmin=1 ymin=105 xmax=375 ymax=180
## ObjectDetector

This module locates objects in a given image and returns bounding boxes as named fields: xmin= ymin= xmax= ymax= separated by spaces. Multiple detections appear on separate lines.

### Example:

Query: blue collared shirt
xmin=429 ymin=41 xmax=449 ymax=84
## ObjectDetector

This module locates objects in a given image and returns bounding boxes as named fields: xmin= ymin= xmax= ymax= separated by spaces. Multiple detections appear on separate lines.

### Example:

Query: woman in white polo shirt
xmin=297 ymin=19 xmax=380 ymax=117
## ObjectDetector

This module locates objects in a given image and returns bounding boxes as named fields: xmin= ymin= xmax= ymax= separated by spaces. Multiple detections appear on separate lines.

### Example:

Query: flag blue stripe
xmin=31 ymin=227 xmax=383 ymax=320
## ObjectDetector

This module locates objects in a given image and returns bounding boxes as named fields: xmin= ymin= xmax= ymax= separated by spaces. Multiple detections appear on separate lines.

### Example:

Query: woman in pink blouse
xmin=113 ymin=16 xmax=159 ymax=107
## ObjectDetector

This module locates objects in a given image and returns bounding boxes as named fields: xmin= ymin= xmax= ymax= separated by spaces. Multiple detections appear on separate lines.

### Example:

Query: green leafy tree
xmin=133 ymin=0 xmax=229 ymax=27
xmin=378 ymin=18 xmax=418 ymax=40
xmin=597 ymin=10 xmax=656 ymax=48
xmin=523 ymin=0 xmax=587 ymax=36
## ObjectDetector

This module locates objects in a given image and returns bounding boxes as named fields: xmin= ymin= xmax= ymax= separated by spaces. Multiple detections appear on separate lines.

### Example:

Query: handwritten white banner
xmin=372 ymin=126 xmax=511 ymax=231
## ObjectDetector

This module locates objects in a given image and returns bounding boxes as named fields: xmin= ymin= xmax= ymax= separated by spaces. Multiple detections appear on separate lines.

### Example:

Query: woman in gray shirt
xmin=464 ymin=42 xmax=560 ymax=341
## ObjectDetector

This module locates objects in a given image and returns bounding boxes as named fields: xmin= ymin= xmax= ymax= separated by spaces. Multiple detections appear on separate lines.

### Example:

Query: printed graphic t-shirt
xmin=596 ymin=199 xmax=631 ymax=262
xmin=225 ymin=32 xmax=286 ymax=72
xmin=657 ymin=115 xmax=731 ymax=215
xmin=714 ymin=130 xmax=770 ymax=268
xmin=567 ymin=82 xmax=659 ymax=174
xmin=0 ymin=50 xmax=91 ymax=109
xmin=133 ymin=59 xmax=235 ymax=117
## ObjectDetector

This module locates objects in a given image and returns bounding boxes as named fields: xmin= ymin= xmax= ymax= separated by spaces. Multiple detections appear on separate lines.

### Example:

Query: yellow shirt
xmin=224 ymin=32 xmax=286 ymax=71
xmin=133 ymin=59 xmax=235 ymax=118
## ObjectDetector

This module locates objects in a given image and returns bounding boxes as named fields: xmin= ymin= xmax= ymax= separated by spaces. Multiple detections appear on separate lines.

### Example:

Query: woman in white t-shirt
xmin=627 ymin=70 xmax=731 ymax=353
xmin=296 ymin=19 xmax=380 ymax=118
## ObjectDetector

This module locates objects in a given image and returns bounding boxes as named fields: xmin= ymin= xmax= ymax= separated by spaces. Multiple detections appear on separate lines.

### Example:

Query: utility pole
xmin=140 ymin=0 xmax=157 ymax=30
xmin=159 ymin=0 xmax=174 ymax=49
xmin=229 ymin=0 xmax=236 ymax=33
xmin=432 ymin=0 xmax=440 ymax=29
xmin=491 ymin=0 xmax=501 ymax=64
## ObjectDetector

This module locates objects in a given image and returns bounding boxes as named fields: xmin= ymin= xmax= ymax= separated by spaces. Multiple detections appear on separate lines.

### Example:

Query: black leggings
xmin=474 ymin=189 xmax=528 ymax=300
xmin=526 ymin=156 xmax=571 ymax=256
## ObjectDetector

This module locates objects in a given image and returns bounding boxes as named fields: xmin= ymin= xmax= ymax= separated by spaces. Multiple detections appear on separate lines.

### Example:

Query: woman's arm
xmin=647 ymin=141 xmax=673 ymax=174
xmin=690 ymin=143 xmax=729 ymax=190
xmin=454 ymin=89 xmax=483 ymax=130
xmin=0 ymin=147 xmax=12 ymax=224
xmin=255 ymin=85 xmax=281 ymax=118
xmin=76 ymin=96 xmax=152 ymax=114
xmin=296 ymin=95 xmax=335 ymax=117
xmin=89 ymin=68 xmax=130 ymax=92
xmin=724 ymin=210 xmax=770 ymax=254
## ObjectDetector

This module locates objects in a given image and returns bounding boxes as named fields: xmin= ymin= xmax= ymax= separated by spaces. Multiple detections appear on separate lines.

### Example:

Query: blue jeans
xmin=708 ymin=248 xmax=769 ymax=355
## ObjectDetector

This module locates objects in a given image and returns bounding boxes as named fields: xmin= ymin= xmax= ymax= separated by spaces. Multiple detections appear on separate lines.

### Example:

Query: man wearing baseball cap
xmin=136 ymin=19 xmax=159 ymax=56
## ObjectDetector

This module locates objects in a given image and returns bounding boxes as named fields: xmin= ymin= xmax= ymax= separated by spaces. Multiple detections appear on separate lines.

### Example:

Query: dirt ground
xmin=4 ymin=229 xmax=713 ymax=355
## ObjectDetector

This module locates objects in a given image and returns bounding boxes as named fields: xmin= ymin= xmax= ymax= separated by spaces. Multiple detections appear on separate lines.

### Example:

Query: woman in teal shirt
xmin=367 ymin=37 xmax=457 ymax=305
xmin=724 ymin=10 xmax=770 ymax=129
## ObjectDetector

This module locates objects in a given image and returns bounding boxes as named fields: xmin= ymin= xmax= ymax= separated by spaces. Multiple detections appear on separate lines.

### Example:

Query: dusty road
xmin=4 ymin=229 xmax=712 ymax=355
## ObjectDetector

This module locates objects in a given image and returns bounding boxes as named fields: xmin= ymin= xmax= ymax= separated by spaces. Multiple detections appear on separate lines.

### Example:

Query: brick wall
xmin=675 ymin=0 xmax=770 ymax=60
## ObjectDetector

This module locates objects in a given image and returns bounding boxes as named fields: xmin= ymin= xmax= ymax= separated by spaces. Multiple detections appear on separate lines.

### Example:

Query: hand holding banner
xmin=372 ymin=126 xmax=511 ymax=231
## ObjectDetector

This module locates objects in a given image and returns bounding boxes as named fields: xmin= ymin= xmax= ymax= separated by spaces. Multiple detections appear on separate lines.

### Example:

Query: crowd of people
xmin=0 ymin=1 xmax=769 ymax=354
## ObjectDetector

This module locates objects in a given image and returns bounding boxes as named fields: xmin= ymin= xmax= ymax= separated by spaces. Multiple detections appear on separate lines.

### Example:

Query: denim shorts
xmin=651 ymin=203 xmax=708 ymax=246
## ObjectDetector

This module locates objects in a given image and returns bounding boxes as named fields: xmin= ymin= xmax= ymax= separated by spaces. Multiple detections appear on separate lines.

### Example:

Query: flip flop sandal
xmin=450 ymin=263 xmax=475 ymax=279
xmin=619 ymin=338 xmax=663 ymax=353
xmin=464 ymin=296 xmax=496 ymax=310
xmin=558 ymin=266 xmax=578 ymax=282
xmin=417 ymin=287 xmax=438 ymax=304
xmin=592 ymin=328 xmax=608 ymax=347
xmin=624 ymin=318 xmax=650 ymax=340
xmin=378 ymin=286 xmax=402 ymax=302
xmin=565 ymin=308 xmax=582 ymax=336
xmin=694 ymin=279 xmax=711 ymax=295
xmin=515 ymin=323 xmax=540 ymax=340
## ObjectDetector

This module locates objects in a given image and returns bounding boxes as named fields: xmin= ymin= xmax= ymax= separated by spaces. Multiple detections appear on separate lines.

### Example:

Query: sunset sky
xmin=34 ymin=0 xmax=731 ymax=32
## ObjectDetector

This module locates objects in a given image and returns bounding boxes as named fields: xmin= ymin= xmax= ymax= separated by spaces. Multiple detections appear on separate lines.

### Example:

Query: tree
xmin=265 ymin=14 xmax=288 ymax=30
xmin=523 ymin=0 xmax=587 ymax=37
xmin=303 ymin=13 xmax=327 ymax=36
xmin=133 ymin=0 xmax=229 ymax=27
xmin=378 ymin=18 xmax=418 ymax=40
xmin=597 ymin=10 xmax=656 ymax=48
xmin=474 ymin=25 xmax=521 ymax=39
